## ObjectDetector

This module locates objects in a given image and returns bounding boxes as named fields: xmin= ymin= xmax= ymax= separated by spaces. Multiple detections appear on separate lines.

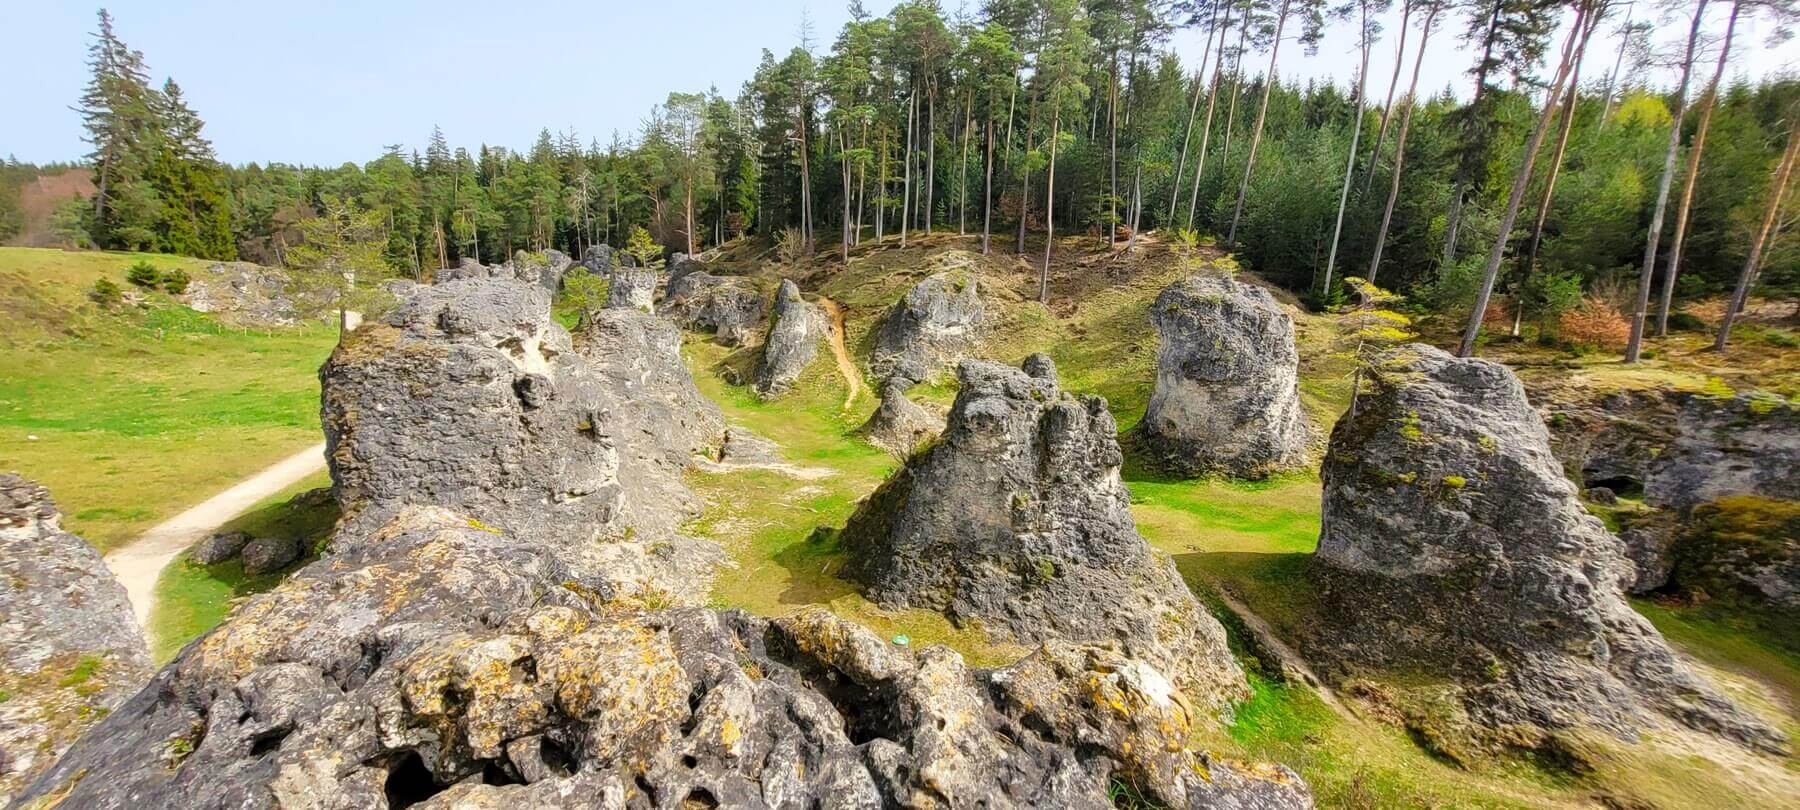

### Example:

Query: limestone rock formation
xmin=178 ymin=261 xmax=296 ymax=327
xmin=869 ymin=270 xmax=984 ymax=383
xmin=858 ymin=376 xmax=943 ymax=454
xmin=1135 ymin=276 xmax=1311 ymax=478
xmin=1312 ymin=344 xmax=1785 ymax=754
xmin=435 ymin=250 xmax=572 ymax=295
xmin=753 ymin=279 xmax=826 ymax=399
xmin=604 ymin=266 xmax=659 ymax=312
xmin=240 ymin=534 xmax=302 ymax=576
xmin=840 ymin=356 xmax=1246 ymax=702
xmin=18 ymin=297 xmax=1308 ymax=808
xmin=660 ymin=269 xmax=765 ymax=347
xmin=1541 ymin=387 xmax=1798 ymax=604
xmin=579 ymin=244 xmax=616 ymax=277
xmin=0 ymin=474 xmax=151 ymax=803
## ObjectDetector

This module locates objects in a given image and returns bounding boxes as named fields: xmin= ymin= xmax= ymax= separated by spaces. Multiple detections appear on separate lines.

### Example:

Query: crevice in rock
xmin=382 ymin=750 xmax=443 ymax=809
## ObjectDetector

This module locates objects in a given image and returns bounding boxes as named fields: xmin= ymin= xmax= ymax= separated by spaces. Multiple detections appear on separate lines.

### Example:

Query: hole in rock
xmin=682 ymin=787 xmax=720 ymax=809
xmin=249 ymin=729 xmax=287 ymax=756
xmin=682 ymin=754 xmax=699 ymax=769
xmin=383 ymin=750 xmax=445 ymax=809
xmin=482 ymin=760 xmax=524 ymax=786
xmin=1581 ymin=474 xmax=1643 ymax=498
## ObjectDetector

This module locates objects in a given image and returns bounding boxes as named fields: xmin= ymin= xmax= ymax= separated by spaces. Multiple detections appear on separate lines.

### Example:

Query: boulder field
xmin=16 ymin=274 xmax=1311 ymax=809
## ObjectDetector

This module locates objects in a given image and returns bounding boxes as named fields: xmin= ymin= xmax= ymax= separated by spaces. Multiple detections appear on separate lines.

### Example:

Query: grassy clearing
xmin=0 ymin=247 xmax=336 ymax=551
xmin=146 ymin=469 xmax=337 ymax=662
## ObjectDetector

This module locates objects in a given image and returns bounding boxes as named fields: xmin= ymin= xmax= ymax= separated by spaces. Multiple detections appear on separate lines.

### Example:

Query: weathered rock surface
xmin=435 ymin=250 xmax=572 ymax=295
xmin=1311 ymin=345 xmax=1785 ymax=754
xmin=604 ymin=267 xmax=660 ymax=312
xmin=859 ymin=377 xmax=944 ymax=454
xmin=1540 ymin=386 xmax=1799 ymax=603
xmin=753 ymin=279 xmax=825 ymax=399
xmin=190 ymin=529 xmax=253 ymax=565
xmin=0 ymin=474 xmax=151 ymax=804
xmin=579 ymin=244 xmax=617 ymax=277
xmin=840 ymin=356 xmax=1246 ymax=703
xmin=179 ymin=261 xmax=296 ymax=327
xmin=660 ymin=269 xmax=765 ymax=347
xmin=869 ymin=270 xmax=984 ymax=383
xmin=240 ymin=534 xmax=302 ymax=576
xmin=1134 ymin=276 xmax=1312 ymax=478
xmin=19 ymin=288 xmax=1307 ymax=808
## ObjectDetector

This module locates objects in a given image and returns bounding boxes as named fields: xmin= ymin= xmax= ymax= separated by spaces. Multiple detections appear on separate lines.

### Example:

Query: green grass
xmin=0 ymin=247 xmax=337 ymax=551
xmin=146 ymin=470 xmax=337 ymax=662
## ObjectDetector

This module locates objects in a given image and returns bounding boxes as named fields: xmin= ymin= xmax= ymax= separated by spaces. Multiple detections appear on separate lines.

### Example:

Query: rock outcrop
xmin=179 ymin=261 xmax=296 ymax=327
xmin=435 ymin=250 xmax=572 ymax=296
xmin=840 ymin=356 xmax=1246 ymax=702
xmin=1540 ymin=386 xmax=1798 ymax=604
xmin=1311 ymin=345 xmax=1785 ymax=754
xmin=0 ymin=474 xmax=151 ymax=803
xmin=1134 ymin=276 xmax=1312 ymax=478
xmin=18 ymin=286 xmax=1308 ymax=809
xmin=579 ymin=244 xmax=616 ymax=277
xmin=753 ymin=279 xmax=825 ymax=399
xmin=604 ymin=267 xmax=659 ymax=312
xmin=869 ymin=270 xmax=984 ymax=383
xmin=660 ymin=270 xmax=765 ymax=347
xmin=858 ymin=377 xmax=943 ymax=454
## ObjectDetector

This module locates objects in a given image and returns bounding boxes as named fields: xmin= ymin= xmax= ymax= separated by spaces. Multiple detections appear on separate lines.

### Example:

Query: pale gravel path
xmin=105 ymin=442 xmax=328 ymax=627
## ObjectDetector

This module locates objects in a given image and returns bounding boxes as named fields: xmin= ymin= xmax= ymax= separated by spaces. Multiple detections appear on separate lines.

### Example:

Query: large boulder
xmin=1311 ymin=345 xmax=1784 ymax=754
xmin=660 ymin=270 xmax=765 ymax=347
xmin=320 ymin=277 xmax=626 ymax=547
xmin=753 ymin=279 xmax=825 ymax=399
xmin=1134 ymin=276 xmax=1312 ymax=478
xmin=512 ymin=249 xmax=573 ymax=294
xmin=839 ymin=356 xmax=1246 ymax=703
xmin=0 ymin=475 xmax=151 ymax=803
xmin=579 ymin=244 xmax=616 ymax=277
xmin=869 ymin=270 xmax=984 ymax=383
xmin=859 ymin=377 xmax=944 ymax=454
xmin=604 ymin=267 xmax=659 ymax=312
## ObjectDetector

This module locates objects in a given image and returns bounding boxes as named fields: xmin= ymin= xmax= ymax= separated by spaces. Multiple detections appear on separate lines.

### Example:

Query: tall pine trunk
xmin=1363 ymin=0 xmax=1412 ymax=196
xmin=901 ymin=90 xmax=916 ymax=248
xmin=960 ymin=91 xmax=972 ymax=235
xmin=925 ymin=90 xmax=936 ymax=235
xmin=1368 ymin=5 xmax=1439 ymax=284
xmin=1458 ymin=2 xmax=1590 ymax=357
xmin=1039 ymin=110 xmax=1061 ymax=303
xmin=1658 ymin=0 xmax=1741 ymax=335
xmin=1716 ymin=113 xmax=1800 ymax=350
xmin=982 ymin=112 xmax=996 ymax=254
xmin=1168 ymin=3 xmax=1217 ymax=223
xmin=1226 ymin=0 xmax=1291 ymax=249
xmin=1189 ymin=1 xmax=1235 ymax=229
xmin=1443 ymin=2 xmax=1506 ymax=267
xmin=1324 ymin=0 xmax=1374 ymax=298
xmin=1625 ymin=0 xmax=1710 ymax=362
xmin=1598 ymin=2 xmax=1635 ymax=129
xmin=1513 ymin=41 xmax=1587 ymax=337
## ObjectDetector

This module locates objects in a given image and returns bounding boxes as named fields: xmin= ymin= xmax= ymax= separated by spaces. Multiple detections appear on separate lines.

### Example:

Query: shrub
xmin=160 ymin=268 xmax=190 ymax=295
xmin=1558 ymin=297 xmax=1630 ymax=351
xmin=89 ymin=278 xmax=123 ymax=307
xmin=125 ymin=260 xmax=160 ymax=288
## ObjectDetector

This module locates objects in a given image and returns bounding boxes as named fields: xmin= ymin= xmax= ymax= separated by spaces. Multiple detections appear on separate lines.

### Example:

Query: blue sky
xmin=4 ymin=1 xmax=1795 ymax=167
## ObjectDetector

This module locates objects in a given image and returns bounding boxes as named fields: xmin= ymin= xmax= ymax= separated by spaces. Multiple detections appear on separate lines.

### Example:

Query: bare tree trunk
xmin=1513 ymin=74 xmax=1581 ymax=336
xmin=1443 ymin=3 xmax=1506 ymax=268
xmin=1598 ymin=2 xmax=1635 ymax=129
xmin=960 ymin=90 xmax=973 ymax=235
xmin=1018 ymin=86 xmax=1040 ymax=255
xmin=1039 ymin=110 xmax=1062 ymax=304
xmin=1168 ymin=3 xmax=1218 ymax=223
xmin=1658 ymin=0 xmax=1741 ymax=335
xmin=1218 ymin=19 xmax=1250 ymax=179
xmin=1324 ymin=0 xmax=1375 ymax=298
xmin=1716 ymin=114 xmax=1800 ymax=350
xmin=1362 ymin=0 xmax=1413 ymax=196
xmin=1189 ymin=1 xmax=1235 ymax=229
xmin=925 ymin=90 xmax=936 ymax=235
xmin=901 ymin=89 xmax=916 ymax=248
xmin=1226 ymin=0 xmax=1291 ymax=249
xmin=1109 ymin=55 xmax=1120 ymax=248
xmin=841 ymin=128 xmax=852 ymax=262
xmin=982 ymin=112 xmax=996 ymax=254
xmin=1459 ymin=2 xmax=1590 ymax=357
xmin=1126 ymin=163 xmax=1144 ymax=252
xmin=1625 ymin=0 xmax=1709 ymax=363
